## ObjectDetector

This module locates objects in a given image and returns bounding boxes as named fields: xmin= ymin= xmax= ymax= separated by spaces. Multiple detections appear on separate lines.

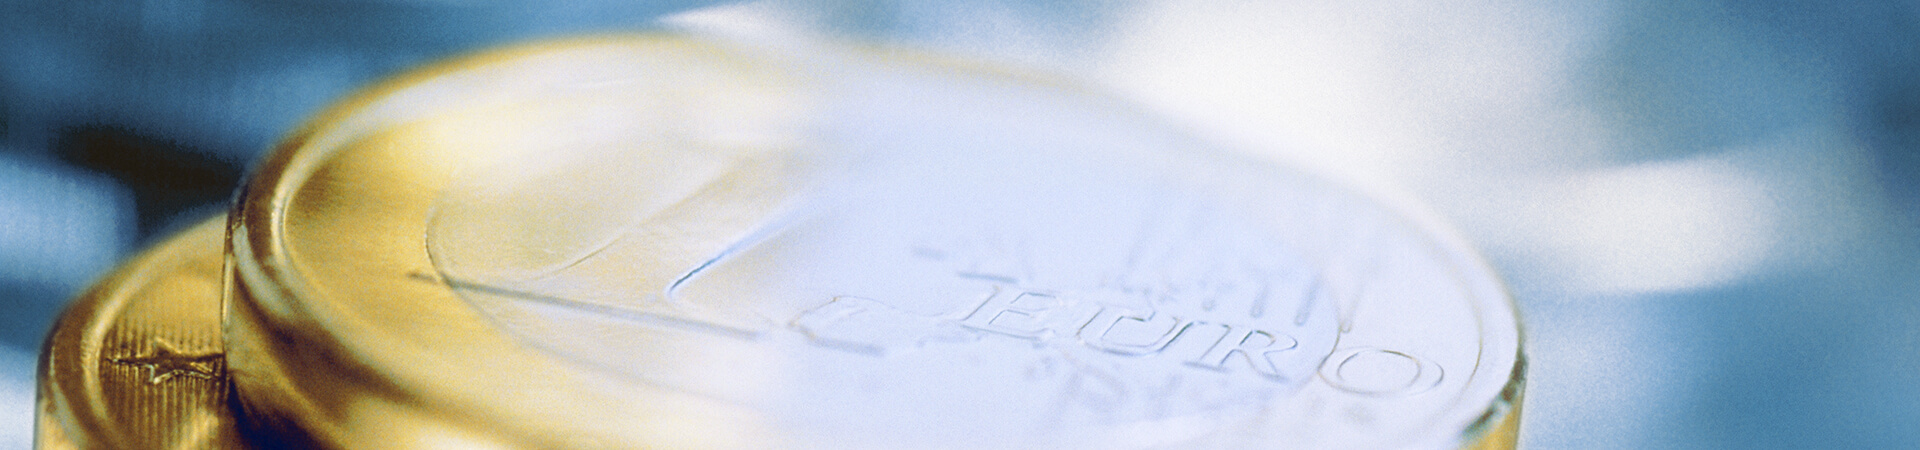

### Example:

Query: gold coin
xmin=226 ymin=33 xmax=1523 ymax=449
xmin=35 ymin=216 xmax=244 ymax=449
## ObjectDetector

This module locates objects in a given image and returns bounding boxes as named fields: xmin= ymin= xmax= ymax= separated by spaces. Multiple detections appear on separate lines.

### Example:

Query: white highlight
xmin=1546 ymin=158 xmax=1780 ymax=293
xmin=0 ymin=346 xmax=33 ymax=450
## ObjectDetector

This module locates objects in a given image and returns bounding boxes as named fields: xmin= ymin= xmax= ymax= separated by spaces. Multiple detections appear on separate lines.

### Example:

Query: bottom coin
xmin=35 ymin=217 xmax=244 ymax=449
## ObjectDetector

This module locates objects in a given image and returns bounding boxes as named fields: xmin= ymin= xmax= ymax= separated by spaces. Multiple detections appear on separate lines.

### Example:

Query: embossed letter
xmin=1187 ymin=325 xmax=1299 ymax=379
xmin=960 ymin=287 xmax=1058 ymax=339
xmin=1079 ymin=308 xmax=1189 ymax=356
xmin=1321 ymin=348 xmax=1443 ymax=396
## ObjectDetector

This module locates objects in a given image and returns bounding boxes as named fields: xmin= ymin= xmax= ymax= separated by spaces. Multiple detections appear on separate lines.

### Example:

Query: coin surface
xmin=226 ymin=34 xmax=1522 ymax=449
xmin=35 ymin=217 xmax=243 ymax=449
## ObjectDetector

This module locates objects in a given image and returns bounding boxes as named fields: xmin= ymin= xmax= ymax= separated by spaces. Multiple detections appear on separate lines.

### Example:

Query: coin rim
xmin=227 ymin=32 xmax=1524 ymax=449
xmin=35 ymin=216 xmax=232 ymax=449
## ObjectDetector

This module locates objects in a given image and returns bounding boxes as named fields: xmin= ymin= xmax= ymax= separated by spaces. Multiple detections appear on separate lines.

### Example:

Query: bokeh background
xmin=2 ymin=1 xmax=1915 ymax=448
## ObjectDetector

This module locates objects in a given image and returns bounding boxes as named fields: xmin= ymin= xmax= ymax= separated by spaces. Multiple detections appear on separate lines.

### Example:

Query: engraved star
xmin=109 ymin=338 xmax=221 ymax=385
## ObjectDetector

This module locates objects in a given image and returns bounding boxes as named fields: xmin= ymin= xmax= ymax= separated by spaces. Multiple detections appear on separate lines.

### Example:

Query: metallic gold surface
xmin=226 ymin=36 xmax=809 ymax=449
xmin=223 ymin=33 xmax=1523 ymax=449
xmin=35 ymin=217 xmax=243 ymax=449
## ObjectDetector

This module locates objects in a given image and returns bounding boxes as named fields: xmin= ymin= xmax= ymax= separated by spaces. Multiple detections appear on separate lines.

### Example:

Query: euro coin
xmin=35 ymin=217 xmax=243 ymax=449
xmin=225 ymin=34 xmax=1523 ymax=449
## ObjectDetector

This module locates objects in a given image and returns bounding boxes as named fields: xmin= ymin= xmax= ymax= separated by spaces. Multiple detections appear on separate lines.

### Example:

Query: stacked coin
xmin=37 ymin=34 xmax=1523 ymax=449
xmin=35 ymin=218 xmax=243 ymax=449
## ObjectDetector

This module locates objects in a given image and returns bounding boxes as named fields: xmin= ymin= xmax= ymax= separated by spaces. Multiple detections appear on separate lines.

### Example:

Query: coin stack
xmin=35 ymin=34 xmax=1523 ymax=449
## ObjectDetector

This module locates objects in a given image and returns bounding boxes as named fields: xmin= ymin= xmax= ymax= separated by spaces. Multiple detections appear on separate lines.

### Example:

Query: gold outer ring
xmin=227 ymin=35 xmax=801 ymax=449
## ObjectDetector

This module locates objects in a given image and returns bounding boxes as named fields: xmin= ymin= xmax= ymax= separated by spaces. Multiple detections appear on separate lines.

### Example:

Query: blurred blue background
xmin=1 ymin=1 xmax=1915 ymax=448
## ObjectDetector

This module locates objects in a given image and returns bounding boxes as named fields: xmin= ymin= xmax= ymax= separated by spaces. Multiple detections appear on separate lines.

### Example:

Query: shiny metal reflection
xmin=33 ymin=32 xmax=1519 ymax=449
xmin=35 ymin=217 xmax=242 ymax=449
xmin=222 ymin=33 xmax=1521 ymax=449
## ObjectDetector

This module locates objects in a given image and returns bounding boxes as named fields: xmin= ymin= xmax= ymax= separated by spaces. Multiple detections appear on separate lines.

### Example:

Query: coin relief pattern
xmin=107 ymin=338 xmax=223 ymax=385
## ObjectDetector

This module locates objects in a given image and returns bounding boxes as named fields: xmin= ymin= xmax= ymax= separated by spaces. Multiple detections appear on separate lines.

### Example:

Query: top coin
xmin=225 ymin=34 xmax=1522 ymax=449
